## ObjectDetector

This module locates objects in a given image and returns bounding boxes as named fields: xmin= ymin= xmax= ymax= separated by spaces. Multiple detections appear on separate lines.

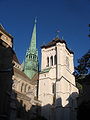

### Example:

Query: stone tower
xmin=23 ymin=19 xmax=38 ymax=79
xmin=38 ymin=36 xmax=78 ymax=120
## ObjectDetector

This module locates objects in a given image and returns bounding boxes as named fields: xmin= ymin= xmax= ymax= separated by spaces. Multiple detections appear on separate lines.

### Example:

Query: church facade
xmin=0 ymin=19 xmax=78 ymax=120
xmin=0 ymin=23 xmax=40 ymax=120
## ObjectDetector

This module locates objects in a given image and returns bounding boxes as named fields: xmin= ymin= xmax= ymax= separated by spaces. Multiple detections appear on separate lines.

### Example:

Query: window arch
xmin=28 ymin=86 xmax=31 ymax=92
xmin=50 ymin=56 xmax=53 ymax=66
xmin=24 ymin=84 xmax=27 ymax=92
xmin=21 ymin=83 xmax=24 ymax=92
xmin=52 ymin=83 xmax=55 ymax=94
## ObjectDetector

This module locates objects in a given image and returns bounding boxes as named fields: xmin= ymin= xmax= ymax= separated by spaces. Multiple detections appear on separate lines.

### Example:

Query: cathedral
xmin=0 ymin=19 xmax=78 ymax=120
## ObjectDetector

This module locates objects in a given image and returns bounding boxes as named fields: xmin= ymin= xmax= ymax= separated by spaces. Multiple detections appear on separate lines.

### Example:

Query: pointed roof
xmin=29 ymin=18 xmax=37 ymax=51
xmin=41 ymin=37 xmax=66 ymax=48
xmin=23 ymin=18 xmax=38 ymax=79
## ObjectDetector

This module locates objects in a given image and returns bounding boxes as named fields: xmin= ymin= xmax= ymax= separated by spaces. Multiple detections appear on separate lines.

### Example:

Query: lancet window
xmin=54 ymin=55 xmax=57 ymax=65
xmin=24 ymin=84 xmax=27 ymax=92
xmin=50 ymin=56 xmax=53 ymax=66
xmin=21 ymin=83 xmax=24 ymax=92
xmin=28 ymin=86 xmax=31 ymax=92
xmin=47 ymin=57 xmax=49 ymax=67
xmin=52 ymin=83 xmax=55 ymax=94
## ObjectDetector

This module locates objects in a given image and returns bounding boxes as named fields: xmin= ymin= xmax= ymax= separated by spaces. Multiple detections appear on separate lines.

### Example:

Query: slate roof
xmin=14 ymin=67 xmax=38 ymax=85
xmin=41 ymin=37 xmax=74 ymax=54
xmin=14 ymin=67 xmax=32 ymax=83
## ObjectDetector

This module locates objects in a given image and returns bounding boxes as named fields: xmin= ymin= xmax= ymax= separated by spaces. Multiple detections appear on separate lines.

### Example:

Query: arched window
xmin=34 ymin=55 xmax=36 ymax=60
xmin=29 ymin=54 xmax=31 ymax=59
xmin=54 ymin=55 xmax=57 ymax=65
xmin=52 ymin=83 xmax=55 ymax=94
xmin=21 ymin=83 xmax=24 ymax=92
xmin=50 ymin=56 xmax=53 ymax=66
xmin=66 ymin=56 xmax=69 ymax=69
xmin=24 ymin=84 xmax=28 ymax=93
xmin=30 ymin=54 xmax=32 ymax=59
xmin=28 ymin=86 xmax=30 ymax=91
xmin=33 ymin=55 xmax=35 ymax=59
xmin=47 ymin=57 xmax=49 ymax=67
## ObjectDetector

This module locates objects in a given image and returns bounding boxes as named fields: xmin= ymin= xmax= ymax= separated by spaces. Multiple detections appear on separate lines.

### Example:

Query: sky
xmin=0 ymin=0 xmax=90 ymax=67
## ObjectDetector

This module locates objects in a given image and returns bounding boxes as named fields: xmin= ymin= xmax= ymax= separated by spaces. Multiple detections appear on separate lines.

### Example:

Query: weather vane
xmin=56 ymin=30 xmax=60 ymax=38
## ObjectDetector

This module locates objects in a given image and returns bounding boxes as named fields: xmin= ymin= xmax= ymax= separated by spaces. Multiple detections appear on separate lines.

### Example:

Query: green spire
xmin=29 ymin=18 xmax=37 ymax=51
xmin=23 ymin=18 xmax=38 ymax=79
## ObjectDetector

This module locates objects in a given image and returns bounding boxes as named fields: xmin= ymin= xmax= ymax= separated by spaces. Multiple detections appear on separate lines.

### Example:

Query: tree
xmin=74 ymin=50 xmax=90 ymax=90
xmin=75 ymin=49 xmax=90 ymax=76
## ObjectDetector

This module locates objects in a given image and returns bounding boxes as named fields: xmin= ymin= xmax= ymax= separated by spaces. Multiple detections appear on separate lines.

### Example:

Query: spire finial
xmin=29 ymin=18 xmax=37 ymax=50
xmin=35 ymin=17 xmax=37 ymax=24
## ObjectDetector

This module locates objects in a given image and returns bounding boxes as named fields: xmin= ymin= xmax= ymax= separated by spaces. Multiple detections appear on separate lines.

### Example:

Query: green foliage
xmin=75 ymin=49 xmax=90 ymax=76
xmin=74 ymin=50 xmax=90 ymax=90
xmin=76 ymin=82 xmax=83 ymax=91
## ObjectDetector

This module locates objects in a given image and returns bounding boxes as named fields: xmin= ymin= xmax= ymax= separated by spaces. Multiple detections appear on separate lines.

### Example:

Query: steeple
xmin=23 ymin=18 xmax=38 ymax=79
xmin=29 ymin=18 xmax=37 ymax=51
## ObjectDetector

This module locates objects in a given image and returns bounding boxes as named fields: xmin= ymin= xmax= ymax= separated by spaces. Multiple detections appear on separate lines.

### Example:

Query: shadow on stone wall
xmin=38 ymin=92 xmax=78 ymax=120
xmin=10 ymin=90 xmax=47 ymax=120
xmin=10 ymin=92 xmax=78 ymax=120
xmin=0 ymin=45 xmax=13 ymax=120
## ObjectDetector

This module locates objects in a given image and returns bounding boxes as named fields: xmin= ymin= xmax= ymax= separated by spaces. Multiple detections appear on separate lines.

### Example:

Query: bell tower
xmin=23 ymin=19 xmax=38 ymax=79
xmin=38 ymin=35 xmax=78 ymax=120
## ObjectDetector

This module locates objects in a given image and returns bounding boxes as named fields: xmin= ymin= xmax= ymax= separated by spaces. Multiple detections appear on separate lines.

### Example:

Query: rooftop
xmin=0 ymin=24 xmax=13 ymax=39
xmin=41 ymin=37 xmax=74 ymax=54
